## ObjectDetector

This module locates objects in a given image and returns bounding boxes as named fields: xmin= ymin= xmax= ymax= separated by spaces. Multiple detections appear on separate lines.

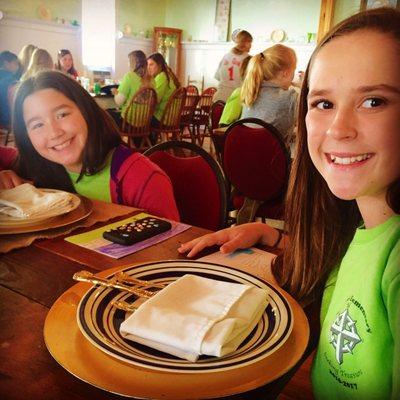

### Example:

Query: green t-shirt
xmin=219 ymin=87 xmax=242 ymax=126
xmin=118 ymin=71 xmax=142 ymax=119
xmin=153 ymin=71 xmax=176 ymax=121
xmin=67 ymin=152 xmax=113 ymax=202
xmin=312 ymin=215 xmax=400 ymax=400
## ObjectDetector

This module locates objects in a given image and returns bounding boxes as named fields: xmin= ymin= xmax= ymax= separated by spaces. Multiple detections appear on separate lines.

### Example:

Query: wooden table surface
xmin=0 ymin=202 xmax=316 ymax=400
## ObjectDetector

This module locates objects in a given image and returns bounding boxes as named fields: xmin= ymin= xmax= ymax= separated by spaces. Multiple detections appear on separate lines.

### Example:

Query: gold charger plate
xmin=44 ymin=264 xmax=309 ymax=399
xmin=0 ymin=196 xmax=92 ymax=234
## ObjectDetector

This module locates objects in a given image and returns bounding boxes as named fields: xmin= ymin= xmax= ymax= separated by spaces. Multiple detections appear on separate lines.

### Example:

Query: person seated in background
xmin=213 ymin=30 xmax=253 ymax=103
xmin=147 ymin=52 xmax=180 ymax=131
xmin=218 ymin=55 xmax=251 ymax=127
xmin=0 ymin=70 xmax=179 ymax=221
xmin=18 ymin=44 xmax=37 ymax=77
xmin=55 ymin=49 xmax=79 ymax=79
xmin=240 ymin=44 xmax=298 ymax=145
xmin=0 ymin=51 xmax=21 ymax=127
xmin=21 ymin=48 xmax=54 ymax=80
xmin=112 ymin=50 xmax=151 ymax=126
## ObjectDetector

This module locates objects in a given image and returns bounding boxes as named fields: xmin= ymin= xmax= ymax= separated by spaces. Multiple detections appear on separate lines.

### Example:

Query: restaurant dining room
xmin=1 ymin=1 xmax=399 ymax=400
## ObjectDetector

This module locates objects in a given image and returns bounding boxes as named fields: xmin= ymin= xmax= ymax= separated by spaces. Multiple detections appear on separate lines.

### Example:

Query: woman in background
xmin=113 ymin=50 xmax=151 ymax=124
xmin=213 ymin=30 xmax=253 ymax=102
xmin=18 ymin=44 xmax=37 ymax=76
xmin=55 ymin=49 xmax=79 ymax=78
xmin=241 ymin=44 xmax=298 ymax=145
xmin=21 ymin=48 xmax=54 ymax=80
xmin=0 ymin=70 xmax=179 ymax=221
xmin=147 ymin=52 xmax=180 ymax=125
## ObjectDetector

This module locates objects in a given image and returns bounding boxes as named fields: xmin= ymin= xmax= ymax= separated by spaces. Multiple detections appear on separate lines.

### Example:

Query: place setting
xmin=44 ymin=260 xmax=310 ymax=399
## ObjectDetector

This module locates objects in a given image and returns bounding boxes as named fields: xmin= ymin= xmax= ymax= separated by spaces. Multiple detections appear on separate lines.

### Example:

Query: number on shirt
xmin=228 ymin=66 xmax=234 ymax=81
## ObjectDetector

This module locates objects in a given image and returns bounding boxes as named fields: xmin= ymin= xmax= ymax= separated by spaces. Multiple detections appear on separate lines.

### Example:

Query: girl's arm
xmin=178 ymin=222 xmax=285 ymax=258
xmin=154 ymin=72 xmax=168 ymax=102
xmin=0 ymin=170 xmax=26 ymax=190
xmin=114 ymin=73 xmax=130 ymax=106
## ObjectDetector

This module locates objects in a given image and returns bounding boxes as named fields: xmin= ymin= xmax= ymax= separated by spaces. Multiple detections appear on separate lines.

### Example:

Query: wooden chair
xmin=186 ymin=75 xmax=204 ymax=93
xmin=192 ymin=87 xmax=217 ymax=146
xmin=185 ymin=85 xmax=199 ymax=96
xmin=120 ymin=87 xmax=157 ymax=151
xmin=209 ymin=100 xmax=226 ymax=164
xmin=180 ymin=94 xmax=200 ymax=142
xmin=223 ymin=118 xmax=291 ymax=224
xmin=153 ymin=87 xmax=186 ymax=143
xmin=144 ymin=140 xmax=228 ymax=231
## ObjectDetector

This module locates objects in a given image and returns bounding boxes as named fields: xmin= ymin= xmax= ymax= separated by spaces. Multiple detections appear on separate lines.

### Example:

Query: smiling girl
xmin=0 ymin=70 xmax=179 ymax=221
xmin=179 ymin=8 xmax=399 ymax=399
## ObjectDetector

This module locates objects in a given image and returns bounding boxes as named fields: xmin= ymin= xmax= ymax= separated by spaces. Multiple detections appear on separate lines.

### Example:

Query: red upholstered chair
xmin=223 ymin=118 xmax=291 ymax=224
xmin=185 ymin=85 xmax=199 ymax=96
xmin=209 ymin=100 xmax=226 ymax=164
xmin=144 ymin=140 xmax=228 ymax=231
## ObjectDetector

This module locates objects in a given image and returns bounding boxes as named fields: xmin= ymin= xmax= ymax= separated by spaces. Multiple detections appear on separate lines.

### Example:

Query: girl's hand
xmin=0 ymin=170 xmax=27 ymax=190
xmin=178 ymin=222 xmax=277 ymax=258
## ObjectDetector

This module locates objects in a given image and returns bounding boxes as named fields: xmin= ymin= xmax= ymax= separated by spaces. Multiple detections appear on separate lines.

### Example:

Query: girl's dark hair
xmin=272 ymin=7 xmax=400 ymax=304
xmin=56 ymin=49 xmax=78 ymax=77
xmin=12 ymin=70 xmax=122 ymax=191
xmin=147 ymin=52 xmax=180 ymax=88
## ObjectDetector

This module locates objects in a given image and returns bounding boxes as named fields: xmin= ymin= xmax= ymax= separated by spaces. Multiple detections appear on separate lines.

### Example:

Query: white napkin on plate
xmin=119 ymin=274 xmax=269 ymax=362
xmin=0 ymin=183 xmax=75 ymax=218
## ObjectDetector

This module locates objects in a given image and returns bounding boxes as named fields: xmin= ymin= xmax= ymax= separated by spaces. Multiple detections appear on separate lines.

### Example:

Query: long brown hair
xmin=128 ymin=50 xmax=151 ymax=86
xmin=272 ymin=7 xmax=400 ymax=304
xmin=232 ymin=30 xmax=252 ymax=55
xmin=12 ymin=70 xmax=121 ymax=191
xmin=56 ymin=49 xmax=78 ymax=77
xmin=147 ymin=52 xmax=180 ymax=89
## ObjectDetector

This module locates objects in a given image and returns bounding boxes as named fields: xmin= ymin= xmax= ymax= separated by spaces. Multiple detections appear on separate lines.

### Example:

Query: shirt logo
xmin=330 ymin=309 xmax=361 ymax=364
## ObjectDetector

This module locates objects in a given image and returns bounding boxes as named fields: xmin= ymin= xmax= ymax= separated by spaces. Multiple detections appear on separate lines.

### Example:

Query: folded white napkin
xmin=119 ymin=274 xmax=269 ymax=362
xmin=0 ymin=183 xmax=76 ymax=219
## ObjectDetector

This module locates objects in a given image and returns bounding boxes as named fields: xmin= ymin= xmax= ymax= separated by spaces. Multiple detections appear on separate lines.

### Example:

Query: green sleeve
xmin=382 ymin=242 xmax=400 ymax=400
xmin=219 ymin=88 xmax=242 ymax=126
xmin=117 ymin=72 xmax=132 ymax=98
xmin=154 ymin=72 xmax=168 ymax=102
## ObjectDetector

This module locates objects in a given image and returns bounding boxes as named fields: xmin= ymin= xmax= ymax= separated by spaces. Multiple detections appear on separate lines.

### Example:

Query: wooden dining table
xmin=0 ymin=200 xmax=317 ymax=400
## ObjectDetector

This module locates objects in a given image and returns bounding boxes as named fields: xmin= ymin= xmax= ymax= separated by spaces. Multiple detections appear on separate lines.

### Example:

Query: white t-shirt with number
xmin=213 ymin=50 xmax=249 ymax=102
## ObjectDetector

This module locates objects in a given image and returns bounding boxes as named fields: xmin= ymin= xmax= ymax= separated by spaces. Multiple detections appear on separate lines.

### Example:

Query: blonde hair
xmin=241 ymin=44 xmax=296 ymax=106
xmin=18 ymin=44 xmax=37 ymax=73
xmin=22 ymin=48 xmax=54 ymax=80
xmin=232 ymin=30 xmax=253 ymax=55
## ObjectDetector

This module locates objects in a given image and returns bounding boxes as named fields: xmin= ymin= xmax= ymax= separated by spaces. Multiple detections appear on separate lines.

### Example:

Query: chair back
xmin=121 ymin=87 xmax=157 ymax=148
xmin=185 ymin=85 xmax=199 ymax=96
xmin=201 ymin=87 xmax=217 ymax=97
xmin=180 ymin=94 xmax=200 ymax=126
xmin=210 ymin=101 xmax=225 ymax=131
xmin=223 ymin=118 xmax=291 ymax=202
xmin=144 ymin=141 xmax=228 ymax=231
xmin=159 ymin=87 xmax=186 ymax=130
xmin=187 ymin=75 xmax=204 ymax=93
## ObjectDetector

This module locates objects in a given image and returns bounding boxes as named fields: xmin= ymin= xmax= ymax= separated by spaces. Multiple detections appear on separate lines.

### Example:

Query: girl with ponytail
xmin=241 ymin=44 xmax=298 ymax=144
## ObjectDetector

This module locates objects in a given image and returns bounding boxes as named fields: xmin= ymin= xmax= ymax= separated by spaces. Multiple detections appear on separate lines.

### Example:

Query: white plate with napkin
xmin=0 ymin=183 xmax=80 ymax=225
xmin=119 ymin=274 xmax=269 ymax=362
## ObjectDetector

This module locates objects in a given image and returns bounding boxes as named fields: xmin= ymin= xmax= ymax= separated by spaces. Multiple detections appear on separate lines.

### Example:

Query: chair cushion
xmin=224 ymin=125 xmax=287 ymax=201
xmin=148 ymin=151 xmax=223 ymax=231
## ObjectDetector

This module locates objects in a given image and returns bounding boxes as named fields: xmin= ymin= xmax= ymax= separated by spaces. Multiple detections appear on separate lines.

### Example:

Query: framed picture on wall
xmin=214 ymin=0 xmax=231 ymax=41
xmin=360 ymin=0 xmax=400 ymax=10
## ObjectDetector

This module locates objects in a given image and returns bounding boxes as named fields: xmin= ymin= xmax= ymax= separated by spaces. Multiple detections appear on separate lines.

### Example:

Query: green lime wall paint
xmin=333 ymin=0 xmax=361 ymax=25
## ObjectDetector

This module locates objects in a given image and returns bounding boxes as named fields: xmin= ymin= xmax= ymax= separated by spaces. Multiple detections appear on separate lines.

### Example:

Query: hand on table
xmin=0 ymin=170 xmax=31 ymax=190
xmin=178 ymin=222 xmax=278 ymax=258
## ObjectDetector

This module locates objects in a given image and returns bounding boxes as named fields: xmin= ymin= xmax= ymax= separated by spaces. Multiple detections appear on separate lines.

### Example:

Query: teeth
xmin=330 ymin=154 xmax=371 ymax=165
xmin=53 ymin=139 xmax=71 ymax=150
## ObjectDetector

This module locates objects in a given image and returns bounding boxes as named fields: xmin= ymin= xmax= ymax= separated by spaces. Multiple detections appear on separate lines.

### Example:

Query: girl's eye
xmin=311 ymin=100 xmax=333 ymax=110
xmin=362 ymin=98 xmax=385 ymax=108
xmin=31 ymin=122 xmax=44 ymax=130
xmin=56 ymin=111 xmax=70 ymax=119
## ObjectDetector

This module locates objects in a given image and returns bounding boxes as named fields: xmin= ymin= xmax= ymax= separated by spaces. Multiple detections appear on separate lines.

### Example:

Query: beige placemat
xmin=0 ymin=200 xmax=137 ymax=254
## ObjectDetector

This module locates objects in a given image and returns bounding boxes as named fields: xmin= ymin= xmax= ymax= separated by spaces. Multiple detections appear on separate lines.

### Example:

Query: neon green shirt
xmin=118 ymin=71 xmax=142 ymax=119
xmin=153 ymin=71 xmax=176 ymax=121
xmin=312 ymin=215 xmax=400 ymax=400
xmin=67 ymin=152 xmax=113 ymax=202
xmin=219 ymin=87 xmax=242 ymax=126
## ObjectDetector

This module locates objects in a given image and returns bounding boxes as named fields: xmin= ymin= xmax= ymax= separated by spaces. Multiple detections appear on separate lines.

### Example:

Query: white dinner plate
xmin=77 ymin=260 xmax=293 ymax=374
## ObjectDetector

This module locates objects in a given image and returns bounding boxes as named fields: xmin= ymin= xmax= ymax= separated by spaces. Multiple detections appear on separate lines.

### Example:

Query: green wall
xmin=117 ymin=0 xmax=166 ymax=37
xmin=333 ymin=0 xmax=361 ymax=25
xmin=0 ymin=0 xmax=81 ymax=23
